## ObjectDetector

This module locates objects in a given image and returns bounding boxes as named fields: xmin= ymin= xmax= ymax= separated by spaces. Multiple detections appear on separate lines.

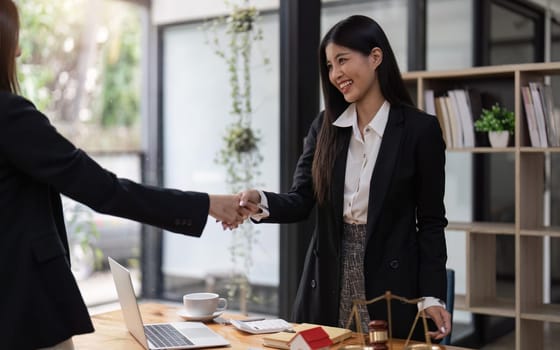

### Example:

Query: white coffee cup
xmin=183 ymin=292 xmax=227 ymax=317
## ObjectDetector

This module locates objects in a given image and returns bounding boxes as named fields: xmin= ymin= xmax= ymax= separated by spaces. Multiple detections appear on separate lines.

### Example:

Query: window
xmin=427 ymin=0 xmax=473 ymax=70
xmin=161 ymin=12 xmax=280 ymax=314
xmin=489 ymin=2 xmax=539 ymax=64
xmin=17 ymin=0 xmax=144 ymax=306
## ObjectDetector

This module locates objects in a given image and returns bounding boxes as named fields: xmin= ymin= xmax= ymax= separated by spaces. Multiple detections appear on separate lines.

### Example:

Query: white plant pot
xmin=488 ymin=131 xmax=509 ymax=148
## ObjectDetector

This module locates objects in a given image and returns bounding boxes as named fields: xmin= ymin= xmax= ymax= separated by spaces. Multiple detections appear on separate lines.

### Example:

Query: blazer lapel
xmin=332 ymin=127 xmax=352 ymax=237
xmin=366 ymin=106 xmax=404 ymax=243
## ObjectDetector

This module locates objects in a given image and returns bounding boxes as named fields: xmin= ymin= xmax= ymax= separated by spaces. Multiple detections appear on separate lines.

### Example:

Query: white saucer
xmin=177 ymin=309 xmax=224 ymax=322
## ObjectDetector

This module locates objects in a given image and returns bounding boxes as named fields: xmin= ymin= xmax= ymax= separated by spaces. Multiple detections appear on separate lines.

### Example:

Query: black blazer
xmin=261 ymin=104 xmax=448 ymax=339
xmin=0 ymin=92 xmax=210 ymax=349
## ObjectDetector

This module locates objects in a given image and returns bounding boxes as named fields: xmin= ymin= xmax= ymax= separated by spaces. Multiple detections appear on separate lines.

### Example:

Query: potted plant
xmin=203 ymin=0 xmax=268 ymax=315
xmin=474 ymin=103 xmax=515 ymax=147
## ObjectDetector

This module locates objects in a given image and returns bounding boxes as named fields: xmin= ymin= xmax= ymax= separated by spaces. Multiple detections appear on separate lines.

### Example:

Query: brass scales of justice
xmin=342 ymin=291 xmax=441 ymax=350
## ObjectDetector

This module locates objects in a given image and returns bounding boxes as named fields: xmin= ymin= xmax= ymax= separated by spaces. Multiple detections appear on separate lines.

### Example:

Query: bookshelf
xmin=403 ymin=62 xmax=560 ymax=350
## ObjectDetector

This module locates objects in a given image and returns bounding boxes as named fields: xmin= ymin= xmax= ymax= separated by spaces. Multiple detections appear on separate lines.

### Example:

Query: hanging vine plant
xmin=203 ymin=0 xmax=268 ymax=314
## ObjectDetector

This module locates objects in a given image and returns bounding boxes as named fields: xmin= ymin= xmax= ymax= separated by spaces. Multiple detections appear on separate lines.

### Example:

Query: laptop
xmin=108 ymin=257 xmax=230 ymax=350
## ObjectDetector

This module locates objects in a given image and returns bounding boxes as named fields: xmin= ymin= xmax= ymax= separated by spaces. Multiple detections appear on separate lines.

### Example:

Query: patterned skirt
xmin=338 ymin=223 xmax=371 ymax=332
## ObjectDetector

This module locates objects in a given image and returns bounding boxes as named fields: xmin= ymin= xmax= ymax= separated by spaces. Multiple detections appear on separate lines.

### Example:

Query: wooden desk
xmin=73 ymin=303 xmax=471 ymax=350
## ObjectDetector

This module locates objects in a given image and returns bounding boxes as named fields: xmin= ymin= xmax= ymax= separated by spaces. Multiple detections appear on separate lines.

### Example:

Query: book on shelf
xmin=521 ymin=85 xmax=540 ymax=147
xmin=528 ymin=82 xmax=549 ymax=147
xmin=424 ymin=89 xmax=436 ymax=116
xmin=444 ymin=94 xmax=463 ymax=148
xmin=450 ymin=89 xmax=475 ymax=148
xmin=434 ymin=96 xmax=453 ymax=147
xmin=261 ymin=323 xmax=352 ymax=349
xmin=431 ymin=87 xmax=507 ymax=148
xmin=539 ymin=83 xmax=560 ymax=147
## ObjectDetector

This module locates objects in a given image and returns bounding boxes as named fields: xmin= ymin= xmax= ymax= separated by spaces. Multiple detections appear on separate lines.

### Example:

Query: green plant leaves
xmin=474 ymin=103 xmax=515 ymax=134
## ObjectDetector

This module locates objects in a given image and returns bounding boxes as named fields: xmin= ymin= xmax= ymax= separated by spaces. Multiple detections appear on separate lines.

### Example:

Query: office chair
xmin=440 ymin=268 xmax=455 ymax=345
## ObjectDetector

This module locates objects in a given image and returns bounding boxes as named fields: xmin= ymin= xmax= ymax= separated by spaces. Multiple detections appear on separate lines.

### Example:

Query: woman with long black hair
xmin=240 ymin=15 xmax=451 ymax=341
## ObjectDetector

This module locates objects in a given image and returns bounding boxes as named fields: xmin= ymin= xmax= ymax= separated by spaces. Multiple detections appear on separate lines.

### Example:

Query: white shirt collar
xmin=332 ymin=101 xmax=391 ymax=140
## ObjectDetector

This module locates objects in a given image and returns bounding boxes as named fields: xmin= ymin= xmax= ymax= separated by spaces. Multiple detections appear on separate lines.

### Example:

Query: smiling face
xmin=325 ymin=42 xmax=382 ymax=105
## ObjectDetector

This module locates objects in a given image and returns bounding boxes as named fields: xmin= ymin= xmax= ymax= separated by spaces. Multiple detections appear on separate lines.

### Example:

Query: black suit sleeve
xmin=260 ymin=113 xmax=323 ymax=223
xmin=0 ymin=94 xmax=208 ymax=235
xmin=415 ymin=115 xmax=448 ymax=300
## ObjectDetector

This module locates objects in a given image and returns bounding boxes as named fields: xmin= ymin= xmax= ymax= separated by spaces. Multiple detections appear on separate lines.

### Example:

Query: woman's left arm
xmin=415 ymin=115 xmax=448 ymax=300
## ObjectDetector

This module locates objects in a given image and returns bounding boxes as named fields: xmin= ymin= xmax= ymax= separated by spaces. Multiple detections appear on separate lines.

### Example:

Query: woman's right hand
xmin=239 ymin=189 xmax=262 ymax=215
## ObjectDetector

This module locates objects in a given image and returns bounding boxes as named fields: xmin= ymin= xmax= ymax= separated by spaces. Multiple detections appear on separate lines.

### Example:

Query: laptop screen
xmin=108 ymin=257 xmax=150 ymax=348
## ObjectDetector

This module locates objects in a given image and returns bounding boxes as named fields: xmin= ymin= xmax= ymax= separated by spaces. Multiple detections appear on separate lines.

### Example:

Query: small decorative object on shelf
xmin=344 ymin=291 xmax=439 ymax=350
xmin=474 ymin=103 xmax=515 ymax=148
xmin=488 ymin=130 xmax=509 ymax=148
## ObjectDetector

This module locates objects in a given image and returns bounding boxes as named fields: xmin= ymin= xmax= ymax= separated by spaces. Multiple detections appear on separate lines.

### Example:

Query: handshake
xmin=208 ymin=189 xmax=262 ymax=230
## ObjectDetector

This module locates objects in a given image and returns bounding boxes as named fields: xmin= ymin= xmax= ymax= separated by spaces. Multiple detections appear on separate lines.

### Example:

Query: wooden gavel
xmin=368 ymin=320 xmax=389 ymax=350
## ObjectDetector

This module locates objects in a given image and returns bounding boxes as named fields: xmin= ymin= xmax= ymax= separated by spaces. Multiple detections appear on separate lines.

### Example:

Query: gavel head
xmin=368 ymin=320 xmax=388 ymax=345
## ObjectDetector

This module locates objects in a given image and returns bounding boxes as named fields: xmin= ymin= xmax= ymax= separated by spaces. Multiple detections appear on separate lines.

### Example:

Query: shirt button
xmin=365 ymin=128 xmax=370 ymax=132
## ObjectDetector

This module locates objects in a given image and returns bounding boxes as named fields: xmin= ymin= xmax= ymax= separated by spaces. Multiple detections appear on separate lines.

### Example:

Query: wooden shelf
xmin=519 ymin=147 xmax=560 ymax=153
xmin=447 ymin=221 xmax=515 ymax=234
xmin=467 ymin=298 xmax=516 ymax=317
xmin=404 ymin=61 xmax=560 ymax=350
xmin=520 ymin=226 xmax=560 ymax=238
xmin=454 ymin=294 xmax=466 ymax=311
xmin=521 ymin=304 xmax=560 ymax=323
xmin=404 ymin=61 xmax=560 ymax=79
xmin=448 ymin=147 xmax=516 ymax=153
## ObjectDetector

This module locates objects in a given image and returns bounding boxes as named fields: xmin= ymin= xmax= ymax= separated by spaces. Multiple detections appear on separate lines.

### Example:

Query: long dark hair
xmin=0 ymin=0 xmax=20 ymax=93
xmin=312 ymin=15 xmax=413 ymax=204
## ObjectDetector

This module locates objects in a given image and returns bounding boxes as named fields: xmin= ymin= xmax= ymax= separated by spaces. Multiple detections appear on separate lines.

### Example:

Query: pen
xmin=240 ymin=317 xmax=266 ymax=323
xmin=215 ymin=316 xmax=265 ymax=325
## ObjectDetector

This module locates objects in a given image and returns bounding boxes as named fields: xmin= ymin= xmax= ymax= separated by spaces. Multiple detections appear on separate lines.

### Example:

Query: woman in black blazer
xmin=0 ymin=1 xmax=245 ymax=349
xmin=240 ymin=15 xmax=451 ymax=341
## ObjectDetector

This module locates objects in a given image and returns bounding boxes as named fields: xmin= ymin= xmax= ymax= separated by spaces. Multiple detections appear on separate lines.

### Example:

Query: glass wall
xmin=72 ymin=152 xmax=143 ymax=307
xmin=489 ymin=2 xmax=537 ymax=65
xmin=161 ymin=13 xmax=280 ymax=314
xmin=321 ymin=0 xmax=408 ymax=71
xmin=427 ymin=0 xmax=473 ymax=70
xmin=427 ymin=0 xmax=474 ymax=324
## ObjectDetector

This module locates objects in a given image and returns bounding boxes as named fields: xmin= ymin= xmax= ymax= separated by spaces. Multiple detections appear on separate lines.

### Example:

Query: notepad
xmin=262 ymin=323 xmax=352 ymax=349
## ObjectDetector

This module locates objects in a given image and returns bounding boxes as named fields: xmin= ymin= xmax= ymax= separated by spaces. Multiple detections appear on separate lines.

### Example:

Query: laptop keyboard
xmin=145 ymin=324 xmax=194 ymax=348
